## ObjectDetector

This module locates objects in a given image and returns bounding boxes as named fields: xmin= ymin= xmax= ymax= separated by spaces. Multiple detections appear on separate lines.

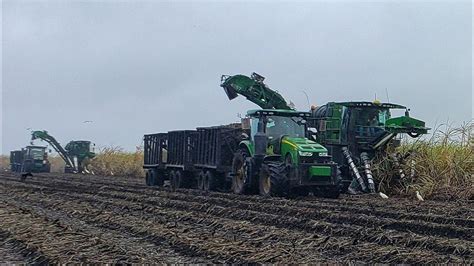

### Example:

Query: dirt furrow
xmin=2 ymin=174 xmax=471 ymax=227
xmin=1 ymin=181 xmax=471 ymax=263
xmin=2 ymin=178 xmax=472 ymax=243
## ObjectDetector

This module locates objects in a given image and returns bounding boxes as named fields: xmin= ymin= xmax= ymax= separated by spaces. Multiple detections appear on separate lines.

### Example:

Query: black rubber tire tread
xmin=204 ymin=170 xmax=218 ymax=192
xmin=153 ymin=169 xmax=164 ymax=187
xmin=259 ymin=162 xmax=289 ymax=197
xmin=232 ymin=149 xmax=251 ymax=195
xmin=170 ymin=171 xmax=183 ymax=191
xmin=197 ymin=171 xmax=205 ymax=190
xmin=145 ymin=170 xmax=151 ymax=186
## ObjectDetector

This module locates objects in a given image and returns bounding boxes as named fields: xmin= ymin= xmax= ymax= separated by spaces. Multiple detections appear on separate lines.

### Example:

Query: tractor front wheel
xmin=259 ymin=162 xmax=289 ymax=197
xmin=232 ymin=149 xmax=251 ymax=194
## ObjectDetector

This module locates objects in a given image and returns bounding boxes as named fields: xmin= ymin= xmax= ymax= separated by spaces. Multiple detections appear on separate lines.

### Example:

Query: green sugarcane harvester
xmin=308 ymin=101 xmax=430 ymax=194
xmin=221 ymin=73 xmax=341 ymax=197
xmin=31 ymin=130 xmax=96 ymax=174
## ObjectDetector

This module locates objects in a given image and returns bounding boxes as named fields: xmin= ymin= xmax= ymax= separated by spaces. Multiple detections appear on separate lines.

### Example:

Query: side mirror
xmin=308 ymin=127 xmax=318 ymax=141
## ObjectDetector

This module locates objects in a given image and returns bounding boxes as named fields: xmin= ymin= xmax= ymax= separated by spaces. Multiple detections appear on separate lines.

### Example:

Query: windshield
xmin=352 ymin=108 xmax=390 ymax=138
xmin=29 ymin=148 xmax=45 ymax=160
xmin=354 ymin=108 xmax=390 ymax=127
xmin=265 ymin=116 xmax=305 ymax=139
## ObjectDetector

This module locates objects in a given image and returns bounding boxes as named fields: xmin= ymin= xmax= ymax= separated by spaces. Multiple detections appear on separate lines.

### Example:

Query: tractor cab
xmin=25 ymin=146 xmax=48 ymax=161
xmin=247 ymin=109 xmax=310 ymax=155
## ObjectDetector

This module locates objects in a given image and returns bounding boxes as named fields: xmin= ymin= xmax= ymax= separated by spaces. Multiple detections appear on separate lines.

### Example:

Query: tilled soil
xmin=0 ymin=172 xmax=472 ymax=264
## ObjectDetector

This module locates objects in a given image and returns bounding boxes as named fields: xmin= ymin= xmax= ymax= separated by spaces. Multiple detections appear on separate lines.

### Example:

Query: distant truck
xmin=10 ymin=146 xmax=51 ymax=173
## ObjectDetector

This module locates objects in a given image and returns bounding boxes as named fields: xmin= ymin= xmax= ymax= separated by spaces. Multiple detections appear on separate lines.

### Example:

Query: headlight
xmin=318 ymin=152 xmax=328 ymax=157
xmin=299 ymin=151 xmax=313 ymax=157
xmin=43 ymin=160 xmax=47 ymax=164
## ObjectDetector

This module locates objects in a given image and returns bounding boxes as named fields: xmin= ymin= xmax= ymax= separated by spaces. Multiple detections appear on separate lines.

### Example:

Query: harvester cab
xmin=221 ymin=73 xmax=341 ymax=198
xmin=309 ymin=101 xmax=429 ymax=193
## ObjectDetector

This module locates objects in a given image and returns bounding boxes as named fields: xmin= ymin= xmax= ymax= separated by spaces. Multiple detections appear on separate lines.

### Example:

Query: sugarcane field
xmin=2 ymin=1 xmax=473 ymax=264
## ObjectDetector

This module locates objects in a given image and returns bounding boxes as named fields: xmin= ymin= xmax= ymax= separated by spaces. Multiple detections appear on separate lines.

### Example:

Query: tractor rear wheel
xmin=259 ymin=162 xmax=289 ymax=197
xmin=232 ymin=149 xmax=252 ymax=194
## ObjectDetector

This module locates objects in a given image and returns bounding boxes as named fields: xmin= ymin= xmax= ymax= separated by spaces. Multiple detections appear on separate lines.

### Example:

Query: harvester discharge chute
xmin=221 ymin=72 xmax=294 ymax=110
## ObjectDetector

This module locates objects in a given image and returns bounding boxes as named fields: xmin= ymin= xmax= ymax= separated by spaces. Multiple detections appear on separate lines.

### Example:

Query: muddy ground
xmin=0 ymin=172 xmax=472 ymax=264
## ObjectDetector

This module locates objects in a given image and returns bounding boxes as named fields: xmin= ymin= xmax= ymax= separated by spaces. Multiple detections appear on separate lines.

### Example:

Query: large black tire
xmin=232 ymin=149 xmax=252 ymax=194
xmin=204 ymin=170 xmax=218 ymax=192
xmin=197 ymin=171 xmax=205 ymax=190
xmin=170 ymin=170 xmax=183 ymax=191
xmin=154 ymin=169 xmax=165 ymax=186
xmin=145 ymin=170 xmax=151 ymax=186
xmin=259 ymin=162 xmax=289 ymax=197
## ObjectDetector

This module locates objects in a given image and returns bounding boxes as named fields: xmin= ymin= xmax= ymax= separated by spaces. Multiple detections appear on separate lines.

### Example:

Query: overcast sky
xmin=1 ymin=0 xmax=472 ymax=154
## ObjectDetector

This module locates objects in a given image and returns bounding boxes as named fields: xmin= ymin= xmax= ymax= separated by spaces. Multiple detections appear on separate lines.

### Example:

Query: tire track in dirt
xmin=2 ymin=174 xmax=472 ymax=226
xmin=0 ymin=180 xmax=466 ymax=262
xmin=2 ymin=177 xmax=472 ymax=242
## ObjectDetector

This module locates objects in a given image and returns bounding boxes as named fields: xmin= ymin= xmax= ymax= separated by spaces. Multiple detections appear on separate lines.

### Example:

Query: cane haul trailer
xmin=144 ymin=125 xmax=243 ymax=191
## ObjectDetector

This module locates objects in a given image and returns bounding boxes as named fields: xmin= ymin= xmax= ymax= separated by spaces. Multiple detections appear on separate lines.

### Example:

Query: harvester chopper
xmin=308 ymin=101 xmax=430 ymax=193
xmin=30 ymin=130 xmax=96 ymax=174
xmin=221 ymin=73 xmax=341 ymax=197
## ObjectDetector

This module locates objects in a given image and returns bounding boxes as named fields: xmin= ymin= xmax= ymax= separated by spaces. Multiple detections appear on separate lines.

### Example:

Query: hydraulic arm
xmin=31 ymin=130 xmax=76 ymax=171
xmin=220 ymin=72 xmax=294 ymax=110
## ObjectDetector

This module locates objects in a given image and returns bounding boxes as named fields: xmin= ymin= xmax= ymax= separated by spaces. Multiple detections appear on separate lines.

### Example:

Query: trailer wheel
xmin=197 ymin=171 xmax=205 ymax=190
xmin=259 ymin=162 xmax=289 ymax=197
xmin=171 ymin=170 xmax=183 ymax=191
xmin=204 ymin=170 xmax=217 ymax=192
xmin=145 ymin=170 xmax=151 ymax=186
xmin=153 ymin=169 xmax=164 ymax=187
xmin=232 ymin=149 xmax=251 ymax=194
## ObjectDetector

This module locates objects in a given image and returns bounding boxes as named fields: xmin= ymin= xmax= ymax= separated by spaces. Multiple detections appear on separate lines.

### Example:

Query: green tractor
xmin=10 ymin=146 xmax=51 ymax=173
xmin=222 ymin=73 xmax=341 ymax=197
xmin=31 ymin=130 xmax=96 ymax=173
xmin=308 ymin=101 xmax=429 ymax=193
